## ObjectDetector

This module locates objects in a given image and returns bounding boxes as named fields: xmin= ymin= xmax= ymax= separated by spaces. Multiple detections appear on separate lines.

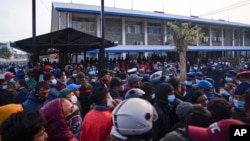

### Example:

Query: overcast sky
xmin=0 ymin=0 xmax=250 ymax=42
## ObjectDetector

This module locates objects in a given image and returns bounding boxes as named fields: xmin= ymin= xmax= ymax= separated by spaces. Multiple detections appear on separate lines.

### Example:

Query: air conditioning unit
xmin=212 ymin=37 xmax=217 ymax=42
xmin=135 ymin=41 xmax=143 ymax=45
xmin=217 ymin=37 xmax=222 ymax=42
xmin=139 ymin=41 xmax=143 ymax=45
xmin=203 ymin=37 xmax=209 ymax=43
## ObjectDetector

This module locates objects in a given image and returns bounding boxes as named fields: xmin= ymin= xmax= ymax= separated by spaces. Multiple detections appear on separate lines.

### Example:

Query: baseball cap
xmin=67 ymin=83 xmax=82 ymax=90
xmin=58 ymin=88 xmax=73 ymax=98
xmin=194 ymin=80 xmax=212 ymax=90
xmin=110 ymin=77 xmax=125 ymax=88
xmin=188 ymin=119 xmax=244 ymax=141
xmin=128 ymin=74 xmax=143 ymax=84
xmin=4 ymin=72 xmax=15 ymax=79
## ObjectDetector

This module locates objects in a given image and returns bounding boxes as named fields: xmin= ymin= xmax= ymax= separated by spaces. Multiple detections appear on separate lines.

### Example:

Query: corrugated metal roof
xmin=87 ymin=45 xmax=250 ymax=53
xmin=53 ymin=2 xmax=250 ymax=28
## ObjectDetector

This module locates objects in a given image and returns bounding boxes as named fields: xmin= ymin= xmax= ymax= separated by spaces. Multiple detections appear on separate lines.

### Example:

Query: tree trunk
xmin=178 ymin=47 xmax=187 ymax=83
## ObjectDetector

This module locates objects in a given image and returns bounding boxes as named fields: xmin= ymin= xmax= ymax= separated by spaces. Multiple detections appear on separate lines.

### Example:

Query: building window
xmin=127 ymin=25 xmax=141 ymax=34
xmin=147 ymin=23 xmax=161 ymax=34
xmin=72 ymin=17 xmax=95 ymax=33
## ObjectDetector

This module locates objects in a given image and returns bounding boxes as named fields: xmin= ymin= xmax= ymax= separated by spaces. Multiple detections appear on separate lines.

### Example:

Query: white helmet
xmin=112 ymin=98 xmax=158 ymax=136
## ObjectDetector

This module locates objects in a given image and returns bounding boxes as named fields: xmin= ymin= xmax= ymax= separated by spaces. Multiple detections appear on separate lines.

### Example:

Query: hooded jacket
xmin=40 ymin=99 xmax=78 ymax=141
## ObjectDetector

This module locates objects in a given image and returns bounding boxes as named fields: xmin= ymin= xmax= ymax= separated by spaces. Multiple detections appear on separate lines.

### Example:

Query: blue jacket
xmin=22 ymin=92 xmax=48 ymax=110
xmin=47 ymin=85 xmax=60 ymax=101
xmin=13 ymin=87 xmax=29 ymax=103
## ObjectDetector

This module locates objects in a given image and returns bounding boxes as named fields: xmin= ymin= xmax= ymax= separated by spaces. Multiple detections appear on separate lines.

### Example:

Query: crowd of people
xmin=0 ymin=55 xmax=250 ymax=141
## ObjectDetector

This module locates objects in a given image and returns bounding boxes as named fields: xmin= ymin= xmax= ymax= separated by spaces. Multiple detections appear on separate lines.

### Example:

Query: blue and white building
xmin=51 ymin=2 xmax=250 ymax=62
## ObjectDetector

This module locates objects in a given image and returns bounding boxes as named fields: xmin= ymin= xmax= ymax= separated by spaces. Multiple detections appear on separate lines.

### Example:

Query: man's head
xmin=99 ymin=69 xmax=111 ymax=83
xmin=233 ymin=81 xmax=250 ymax=111
xmin=58 ymin=88 xmax=75 ymax=102
xmin=128 ymin=74 xmax=143 ymax=88
xmin=190 ymin=90 xmax=208 ymax=107
xmin=109 ymin=77 xmax=124 ymax=91
xmin=89 ymin=86 xmax=111 ymax=106
xmin=194 ymin=80 xmax=212 ymax=92
xmin=0 ymin=110 xmax=48 ymax=141
xmin=207 ymin=97 xmax=232 ymax=122
xmin=0 ymin=79 xmax=7 ymax=90
xmin=34 ymin=81 xmax=50 ymax=102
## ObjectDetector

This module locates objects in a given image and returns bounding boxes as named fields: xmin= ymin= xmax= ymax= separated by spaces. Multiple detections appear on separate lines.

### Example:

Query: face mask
xmin=120 ymin=85 xmax=124 ymax=92
xmin=72 ymin=73 xmax=77 ymax=78
xmin=222 ymin=89 xmax=230 ymax=96
xmin=237 ymin=81 xmax=242 ymax=85
xmin=168 ymin=95 xmax=175 ymax=103
xmin=9 ymin=78 xmax=16 ymax=83
xmin=91 ymin=79 xmax=96 ymax=83
xmin=151 ymin=93 xmax=155 ymax=99
xmin=1 ymin=85 xmax=7 ymax=90
xmin=229 ymin=96 xmax=233 ymax=103
xmin=34 ymin=92 xmax=47 ymax=103
xmin=106 ymin=97 xmax=114 ymax=108
xmin=51 ymin=79 xmax=57 ymax=85
xmin=194 ymin=67 xmax=198 ymax=70
xmin=70 ymin=95 xmax=78 ymax=104
xmin=184 ymin=80 xmax=192 ymax=86
xmin=233 ymin=99 xmax=245 ymax=111
xmin=25 ymin=77 xmax=29 ymax=82
xmin=196 ymin=79 xmax=201 ymax=84
xmin=66 ymin=110 xmax=82 ymax=136
xmin=225 ymin=77 xmax=233 ymax=82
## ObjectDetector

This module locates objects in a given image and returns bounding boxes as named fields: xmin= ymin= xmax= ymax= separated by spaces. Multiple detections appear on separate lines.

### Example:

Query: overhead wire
xmin=198 ymin=0 xmax=250 ymax=18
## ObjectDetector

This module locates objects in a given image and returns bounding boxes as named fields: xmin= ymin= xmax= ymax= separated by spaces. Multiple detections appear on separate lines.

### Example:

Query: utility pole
xmin=32 ymin=0 xmax=37 ymax=65
xmin=99 ymin=0 xmax=105 ymax=71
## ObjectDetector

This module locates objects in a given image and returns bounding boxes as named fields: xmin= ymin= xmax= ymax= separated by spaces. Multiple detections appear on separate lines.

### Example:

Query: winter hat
xmin=176 ymin=102 xmax=193 ymax=117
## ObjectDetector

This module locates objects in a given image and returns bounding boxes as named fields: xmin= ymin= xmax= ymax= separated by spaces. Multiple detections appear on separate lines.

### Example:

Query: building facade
xmin=51 ymin=2 xmax=250 ymax=63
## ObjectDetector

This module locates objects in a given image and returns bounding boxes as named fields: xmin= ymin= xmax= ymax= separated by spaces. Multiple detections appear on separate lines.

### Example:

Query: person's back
xmin=80 ymin=87 xmax=113 ymax=141
xmin=75 ymin=72 xmax=93 ymax=118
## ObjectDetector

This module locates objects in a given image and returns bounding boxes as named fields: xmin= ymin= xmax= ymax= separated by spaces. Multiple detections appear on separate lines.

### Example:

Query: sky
xmin=0 ymin=0 xmax=250 ymax=43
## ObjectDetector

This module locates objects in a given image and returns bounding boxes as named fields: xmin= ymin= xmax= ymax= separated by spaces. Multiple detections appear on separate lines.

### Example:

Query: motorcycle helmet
xmin=112 ymin=98 xmax=158 ymax=136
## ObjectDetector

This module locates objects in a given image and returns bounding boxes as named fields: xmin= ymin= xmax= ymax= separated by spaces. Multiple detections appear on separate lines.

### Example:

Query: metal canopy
xmin=13 ymin=28 xmax=116 ymax=55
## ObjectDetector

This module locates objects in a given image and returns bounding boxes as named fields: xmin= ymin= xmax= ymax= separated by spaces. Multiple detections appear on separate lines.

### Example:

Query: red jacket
xmin=80 ymin=109 xmax=112 ymax=141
